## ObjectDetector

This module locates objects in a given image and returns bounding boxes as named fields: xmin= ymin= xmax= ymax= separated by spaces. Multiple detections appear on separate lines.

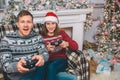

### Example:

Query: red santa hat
xmin=44 ymin=12 xmax=59 ymax=24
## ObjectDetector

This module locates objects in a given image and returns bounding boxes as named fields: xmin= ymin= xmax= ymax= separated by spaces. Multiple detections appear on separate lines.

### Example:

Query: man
xmin=0 ymin=10 xmax=49 ymax=80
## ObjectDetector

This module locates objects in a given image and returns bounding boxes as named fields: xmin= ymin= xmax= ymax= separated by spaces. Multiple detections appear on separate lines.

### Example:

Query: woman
xmin=35 ymin=12 xmax=78 ymax=80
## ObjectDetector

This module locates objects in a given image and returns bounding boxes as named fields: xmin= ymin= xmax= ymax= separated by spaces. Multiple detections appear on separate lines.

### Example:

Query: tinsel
xmin=84 ymin=13 xmax=93 ymax=31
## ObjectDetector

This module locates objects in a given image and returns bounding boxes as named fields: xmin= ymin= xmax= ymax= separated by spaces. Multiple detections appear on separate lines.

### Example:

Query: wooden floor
xmin=0 ymin=73 xmax=3 ymax=80
xmin=0 ymin=68 xmax=4 ymax=80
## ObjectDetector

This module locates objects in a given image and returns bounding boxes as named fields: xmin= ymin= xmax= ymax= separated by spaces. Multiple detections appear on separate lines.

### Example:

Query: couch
xmin=0 ymin=23 xmax=43 ymax=39
xmin=0 ymin=23 xmax=90 ymax=80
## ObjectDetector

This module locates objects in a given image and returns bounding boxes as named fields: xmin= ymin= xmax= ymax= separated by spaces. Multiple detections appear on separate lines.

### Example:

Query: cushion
xmin=0 ymin=23 xmax=43 ymax=39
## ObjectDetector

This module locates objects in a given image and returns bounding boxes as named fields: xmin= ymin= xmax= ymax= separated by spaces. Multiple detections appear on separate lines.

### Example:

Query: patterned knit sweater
xmin=0 ymin=31 xmax=49 ymax=80
xmin=43 ymin=29 xmax=78 ymax=61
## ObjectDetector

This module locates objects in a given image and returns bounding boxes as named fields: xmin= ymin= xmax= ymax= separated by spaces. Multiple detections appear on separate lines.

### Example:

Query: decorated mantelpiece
xmin=1 ymin=0 xmax=92 ymax=25
xmin=0 ymin=0 xmax=93 ymax=50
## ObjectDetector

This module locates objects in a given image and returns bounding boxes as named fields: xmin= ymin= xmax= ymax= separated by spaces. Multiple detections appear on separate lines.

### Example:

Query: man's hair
xmin=17 ymin=10 xmax=33 ymax=22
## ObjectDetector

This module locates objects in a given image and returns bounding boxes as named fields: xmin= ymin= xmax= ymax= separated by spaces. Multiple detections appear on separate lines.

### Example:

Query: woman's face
xmin=45 ymin=21 xmax=57 ymax=33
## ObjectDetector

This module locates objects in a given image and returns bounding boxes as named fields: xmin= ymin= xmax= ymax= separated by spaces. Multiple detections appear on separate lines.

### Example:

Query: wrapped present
xmin=114 ymin=62 xmax=120 ymax=71
xmin=96 ymin=59 xmax=112 ymax=74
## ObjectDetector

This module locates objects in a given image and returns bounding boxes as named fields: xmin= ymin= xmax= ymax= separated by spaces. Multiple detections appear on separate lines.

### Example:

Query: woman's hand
xmin=47 ymin=43 xmax=55 ymax=51
xmin=59 ymin=40 xmax=69 ymax=48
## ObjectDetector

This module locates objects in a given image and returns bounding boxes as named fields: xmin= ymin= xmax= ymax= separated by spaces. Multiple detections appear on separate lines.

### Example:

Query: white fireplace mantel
xmin=15 ymin=8 xmax=93 ymax=50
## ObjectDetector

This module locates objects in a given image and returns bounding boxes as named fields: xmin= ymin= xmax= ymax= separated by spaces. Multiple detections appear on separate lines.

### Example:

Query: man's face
xmin=16 ymin=15 xmax=34 ymax=36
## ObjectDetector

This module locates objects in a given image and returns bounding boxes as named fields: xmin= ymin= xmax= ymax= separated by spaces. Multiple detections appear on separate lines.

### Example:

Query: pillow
xmin=0 ymin=24 xmax=18 ymax=39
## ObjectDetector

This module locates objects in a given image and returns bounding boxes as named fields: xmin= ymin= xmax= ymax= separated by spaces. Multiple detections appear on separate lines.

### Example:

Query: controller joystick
xmin=51 ymin=40 xmax=62 ymax=46
xmin=23 ymin=59 xmax=38 ymax=69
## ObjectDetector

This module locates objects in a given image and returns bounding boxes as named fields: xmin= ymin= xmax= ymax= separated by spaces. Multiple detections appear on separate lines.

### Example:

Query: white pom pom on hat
xmin=44 ymin=12 xmax=59 ymax=24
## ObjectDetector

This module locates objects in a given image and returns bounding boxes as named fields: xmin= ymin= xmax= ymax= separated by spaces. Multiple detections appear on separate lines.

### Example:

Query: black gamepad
xmin=51 ymin=40 xmax=62 ymax=46
xmin=23 ymin=59 xmax=38 ymax=69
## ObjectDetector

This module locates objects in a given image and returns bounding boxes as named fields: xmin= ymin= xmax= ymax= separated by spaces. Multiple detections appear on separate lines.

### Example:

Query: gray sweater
xmin=0 ymin=31 xmax=49 ymax=80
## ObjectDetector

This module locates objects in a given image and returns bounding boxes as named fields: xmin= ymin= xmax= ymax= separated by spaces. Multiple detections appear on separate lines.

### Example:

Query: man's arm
xmin=0 ymin=39 xmax=18 ymax=73
xmin=37 ymin=35 xmax=49 ymax=62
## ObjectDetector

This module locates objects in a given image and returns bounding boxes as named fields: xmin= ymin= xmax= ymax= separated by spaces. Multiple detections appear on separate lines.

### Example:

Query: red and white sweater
xmin=43 ymin=29 xmax=78 ymax=61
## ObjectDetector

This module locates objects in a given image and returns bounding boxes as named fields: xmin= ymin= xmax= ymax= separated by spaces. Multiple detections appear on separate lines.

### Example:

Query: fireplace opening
xmin=61 ymin=27 xmax=72 ymax=38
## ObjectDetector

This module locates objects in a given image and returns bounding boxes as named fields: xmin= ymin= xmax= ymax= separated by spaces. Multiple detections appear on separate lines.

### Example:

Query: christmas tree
xmin=95 ymin=0 xmax=120 ymax=61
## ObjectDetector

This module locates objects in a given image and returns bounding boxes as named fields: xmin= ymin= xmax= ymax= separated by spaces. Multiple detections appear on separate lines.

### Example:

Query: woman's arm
xmin=60 ymin=30 xmax=79 ymax=50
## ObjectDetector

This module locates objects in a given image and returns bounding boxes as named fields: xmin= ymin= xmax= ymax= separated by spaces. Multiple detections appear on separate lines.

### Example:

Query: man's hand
xmin=17 ymin=60 xmax=29 ymax=73
xmin=32 ymin=55 xmax=44 ymax=66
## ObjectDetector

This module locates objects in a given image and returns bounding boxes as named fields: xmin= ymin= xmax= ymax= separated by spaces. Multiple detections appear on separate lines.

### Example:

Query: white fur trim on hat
xmin=44 ymin=16 xmax=58 ymax=24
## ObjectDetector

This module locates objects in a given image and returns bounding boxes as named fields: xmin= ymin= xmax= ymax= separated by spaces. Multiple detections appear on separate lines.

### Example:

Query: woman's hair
xmin=16 ymin=10 xmax=33 ymax=22
xmin=41 ymin=23 xmax=60 ymax=36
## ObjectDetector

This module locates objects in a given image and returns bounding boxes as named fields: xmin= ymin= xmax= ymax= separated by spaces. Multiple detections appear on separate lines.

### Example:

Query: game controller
xmin=51 ymin=40 xmax=62 ymax=46
xmin=23 ymin=59 xmax=38 ymax=69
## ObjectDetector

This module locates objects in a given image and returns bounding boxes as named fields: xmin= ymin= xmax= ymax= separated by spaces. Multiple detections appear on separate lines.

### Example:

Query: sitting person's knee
xmin=57 ymin=72 xmax=77 ymax=80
